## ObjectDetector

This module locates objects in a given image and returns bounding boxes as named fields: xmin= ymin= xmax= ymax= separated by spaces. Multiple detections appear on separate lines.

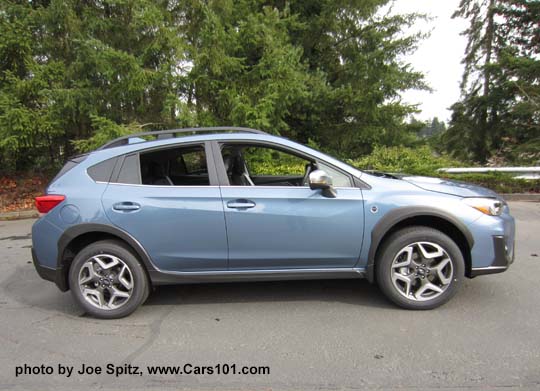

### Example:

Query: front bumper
xmin=31 ymin=248 xmax=69 ymax=291
xmin=470 ymin=235 xmax=515 ymax=277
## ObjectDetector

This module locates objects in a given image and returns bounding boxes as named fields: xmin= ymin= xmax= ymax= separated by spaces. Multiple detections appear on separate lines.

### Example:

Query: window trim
xmin=213 ymin=139 xmax=361 ymax=189
xmin=109 ymin=141 xmax=218 ymax=187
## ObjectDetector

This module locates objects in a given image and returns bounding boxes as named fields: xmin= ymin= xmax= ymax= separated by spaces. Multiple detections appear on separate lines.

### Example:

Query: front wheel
xmin=68 ymin=240 xmax=149 ymax=319
xmin=375 ymin=227 xmax=465 ymax=310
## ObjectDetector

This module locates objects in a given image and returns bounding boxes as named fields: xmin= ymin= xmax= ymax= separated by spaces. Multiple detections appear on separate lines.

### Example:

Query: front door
xmin=218 ymin=142 xmax=365 ymax=270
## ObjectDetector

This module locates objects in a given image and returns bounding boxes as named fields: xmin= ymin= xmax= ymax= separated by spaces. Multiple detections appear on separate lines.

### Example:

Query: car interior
xmin=140 ymin=146 xmax=210 ymax=186
xmin=221 ymin=144 xmax=317 ymax=187
xmin=138 ymin=143 xmax=319 ymax=187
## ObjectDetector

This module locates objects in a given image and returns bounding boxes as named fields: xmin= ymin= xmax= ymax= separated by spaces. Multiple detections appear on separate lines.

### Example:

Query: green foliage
xmin=348 ymin=145 xmax=463 ymax=176
xmin=441 ymin=173 xmax=539 ymax=194
xmin=442 ymin=0 xmax=540 ymax=164
xmin=418 ymin=117 xmax=446 ymax=138
xmin=71 ymin=116 xmax=140 ymax=153
xmin=0 ymin=0 xmax=428 ymax=173
xmin=243 ymin=147 xmax=306 ymax=176
xmin=1 ymin=0 xmax=536 ymax=197
xmin=0 ymin=0 xmax=185 ymax=171
xmin=238 ymin=144 xmax=538 ymax=193
xmin=349 ymin=146 xmax=538 ymax=193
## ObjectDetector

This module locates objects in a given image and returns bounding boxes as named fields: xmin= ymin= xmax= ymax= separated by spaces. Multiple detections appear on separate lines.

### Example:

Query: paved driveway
xmin=1 ymin=202 xmax=539 ymax=390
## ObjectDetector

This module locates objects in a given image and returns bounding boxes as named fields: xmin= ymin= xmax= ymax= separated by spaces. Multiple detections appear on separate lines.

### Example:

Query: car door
xmin=101 ymin=142 xmax=228 ymax=273
xmin=216 ymin=141 xmax=365 ymax=271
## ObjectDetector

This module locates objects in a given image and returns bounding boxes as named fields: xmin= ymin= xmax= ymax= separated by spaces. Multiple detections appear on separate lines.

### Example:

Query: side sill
xmin=470 ymin=266 xmax=508 ymax=277
xmin=149 ymin=267 xmax=366 ymax=285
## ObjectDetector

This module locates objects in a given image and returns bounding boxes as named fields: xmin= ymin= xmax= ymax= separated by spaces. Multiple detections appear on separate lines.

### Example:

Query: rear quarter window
xmin=87 ymin=157 xmax=118 ymax=182
xmin=116 ymin=154 xmax=141 ymax=184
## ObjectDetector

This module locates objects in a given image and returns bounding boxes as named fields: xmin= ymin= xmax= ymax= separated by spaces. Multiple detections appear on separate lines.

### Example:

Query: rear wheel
xmin=375 ymin=226 xmax=465 ymax=310
xmin=69 ymin=240 xmax=149 ymax=319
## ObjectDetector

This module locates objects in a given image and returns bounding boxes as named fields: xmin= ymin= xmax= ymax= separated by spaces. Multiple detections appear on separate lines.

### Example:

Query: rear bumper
xmin=470 ymin=235 xmax=515 ymax=277
xmin=31 ymin=248 xmax=69 ymax=291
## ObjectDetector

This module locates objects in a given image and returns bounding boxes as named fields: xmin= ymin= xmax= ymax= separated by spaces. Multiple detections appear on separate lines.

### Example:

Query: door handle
xmin=113 ymin=202 xmax=141 ymax=211
xmin=226 ymin=199 xmax=256 ymax=209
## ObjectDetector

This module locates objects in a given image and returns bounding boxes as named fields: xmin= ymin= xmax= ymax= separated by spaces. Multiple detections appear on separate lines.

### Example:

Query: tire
xmin=69 ymin=240 xmax=149 ymax=319
xmin=375 ymin=226 xmax=465 ymax=310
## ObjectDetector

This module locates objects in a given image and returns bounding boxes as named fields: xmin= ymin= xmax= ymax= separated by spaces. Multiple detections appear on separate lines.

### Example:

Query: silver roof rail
xmin=97 ymin=126 xmax=268 ymax=150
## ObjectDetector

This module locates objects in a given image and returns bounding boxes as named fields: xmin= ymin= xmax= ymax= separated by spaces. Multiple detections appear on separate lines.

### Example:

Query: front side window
xmin=220 ymin=143 xmax=354 ymax=188
xmin=221 ymin=144 xmax=314 ymax=187
xmin=317 ymin=161 xmax=353 ymax=187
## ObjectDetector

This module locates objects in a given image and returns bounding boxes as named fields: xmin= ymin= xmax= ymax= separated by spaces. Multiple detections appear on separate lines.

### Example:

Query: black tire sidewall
xmin=376 ymin=227 xmax=465 ymax=310
xmin=69 ymin=240 xmax=149 ymax=319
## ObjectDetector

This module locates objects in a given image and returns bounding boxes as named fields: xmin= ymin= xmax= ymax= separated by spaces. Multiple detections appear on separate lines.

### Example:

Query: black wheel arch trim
xmin=365 ymin=206 xmax=475 ymax=282
xmin=57 ymin=223 xmax=157 ymax=288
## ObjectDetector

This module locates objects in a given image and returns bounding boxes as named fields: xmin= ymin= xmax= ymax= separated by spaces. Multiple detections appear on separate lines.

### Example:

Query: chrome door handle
xmin=226 ymin=200 xmax=256 ymax=209
xmin=113 ymin=202 xmax=141 ymax=211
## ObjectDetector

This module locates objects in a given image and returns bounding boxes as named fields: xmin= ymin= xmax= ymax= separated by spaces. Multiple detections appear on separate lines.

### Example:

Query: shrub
xmin=344 ymin=145 xmax=538 ymax=193
xmin=441 ymin=173 xmax=539 ymax=194
xmin=347 ymin=145 xmax=464 ymax=176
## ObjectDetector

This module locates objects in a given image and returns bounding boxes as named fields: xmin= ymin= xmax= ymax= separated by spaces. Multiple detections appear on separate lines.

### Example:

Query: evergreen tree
xmin=0 ymin=0 xmax=185 ymax=170
xmin=444 ymin=0 xmax=539 ymax=164
xmin=179 ymin=0 xmax=427 ymax=157
xmin=419 ymin=117 xmax=446 ymax=138
xmin=0 ymin=0 xmax=427 ymax=171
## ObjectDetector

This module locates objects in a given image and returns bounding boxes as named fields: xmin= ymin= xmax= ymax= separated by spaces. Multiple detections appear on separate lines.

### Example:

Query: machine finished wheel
xmin=69 ymin=240 xmax=149 ymax=319
xmin=376 ymin=227 xmax=465 ymax=310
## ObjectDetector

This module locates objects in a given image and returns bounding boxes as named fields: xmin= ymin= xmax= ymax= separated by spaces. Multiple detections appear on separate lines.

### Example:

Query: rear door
xmin=101 ymin=142 xmax=228 ymax=272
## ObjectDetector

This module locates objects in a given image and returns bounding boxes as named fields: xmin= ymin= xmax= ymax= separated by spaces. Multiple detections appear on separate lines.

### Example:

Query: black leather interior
xmin=143 ymin=161 xmax=173 ymax=185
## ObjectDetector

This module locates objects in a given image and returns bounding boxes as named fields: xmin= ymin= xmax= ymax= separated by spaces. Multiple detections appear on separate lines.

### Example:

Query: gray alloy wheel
xmin=69 ymin=240 xmax=149 ymax=319
xmin=390 ymin=242 xmax=453 ymax=301
xmin=78 ymin=254 xmax=134 ymax=310
xmin=376 ymin=226 xmax=464 ymax=310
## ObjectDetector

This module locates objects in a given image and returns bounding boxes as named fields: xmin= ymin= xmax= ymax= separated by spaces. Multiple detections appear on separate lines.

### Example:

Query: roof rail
xmin=97 ymin=126 xmax=268 ymax=150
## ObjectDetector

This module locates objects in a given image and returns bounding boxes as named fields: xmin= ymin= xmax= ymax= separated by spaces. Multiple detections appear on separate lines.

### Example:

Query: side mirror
xmin=309 ymin=169 xmax=337 ymax=198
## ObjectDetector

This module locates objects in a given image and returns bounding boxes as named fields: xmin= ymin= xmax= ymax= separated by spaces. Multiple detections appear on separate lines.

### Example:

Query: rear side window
xmin=112 ymin=145 xmax=210 ymax=186
xmin=140 ymin=145 xmax=209 ymax=186
xmin=87 ymin=157 xmax=118 ymax=182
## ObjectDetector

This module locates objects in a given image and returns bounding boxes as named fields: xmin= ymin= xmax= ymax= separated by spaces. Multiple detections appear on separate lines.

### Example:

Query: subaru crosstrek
xmin=31 ymin=127 xmax=515 ymax=318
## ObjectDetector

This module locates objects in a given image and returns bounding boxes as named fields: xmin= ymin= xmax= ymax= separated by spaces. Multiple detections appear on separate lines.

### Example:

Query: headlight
xmin=462 ymin=197 xmax=504 ymax=216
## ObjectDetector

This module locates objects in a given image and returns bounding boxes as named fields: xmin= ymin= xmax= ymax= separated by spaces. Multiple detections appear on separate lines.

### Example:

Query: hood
xmin=364 ymin=171 xmax=499 ymax=198
xmin=397 ymin=175 xmax=500 ymax=198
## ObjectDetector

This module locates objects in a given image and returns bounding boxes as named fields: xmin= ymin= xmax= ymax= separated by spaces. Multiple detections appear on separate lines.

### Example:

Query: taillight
xmin=35 ymin=195 xmax=65 ymax=213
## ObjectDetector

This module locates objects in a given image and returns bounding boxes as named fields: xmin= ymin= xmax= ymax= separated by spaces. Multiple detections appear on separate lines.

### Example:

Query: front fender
xmin=365 ymin=206 xmax=475 ymax=282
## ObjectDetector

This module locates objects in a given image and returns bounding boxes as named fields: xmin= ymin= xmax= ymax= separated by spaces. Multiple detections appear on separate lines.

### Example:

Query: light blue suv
xmin=31 ymin=127 xmax=515 ymax=318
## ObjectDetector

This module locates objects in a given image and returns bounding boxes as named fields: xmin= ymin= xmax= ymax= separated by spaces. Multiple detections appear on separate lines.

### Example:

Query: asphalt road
xmin=0 ymin=201 xmax=539 ymax=391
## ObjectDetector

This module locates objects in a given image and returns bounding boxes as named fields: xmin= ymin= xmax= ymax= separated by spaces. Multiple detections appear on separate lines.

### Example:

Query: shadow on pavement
xmin=143 ymin=278 xmax=395 ymax=309
xmin=2 ymin=263 xmax=397 ymax=317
